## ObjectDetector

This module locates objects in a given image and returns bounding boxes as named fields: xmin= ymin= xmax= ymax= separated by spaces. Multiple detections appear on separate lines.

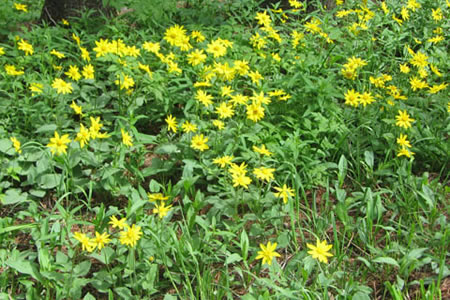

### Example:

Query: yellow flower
xmin=0 ymin=47 xmax=4 ymax=56
xmin=70 ymin=101 xmax=83 ymax=116
xmin=273 ymin=184 xmax=295 ymax=204
xmin=230 ymin=94 xmax=249 ymax=106
xmin=73 ymin=232 xmax=95 ymax=252
xmin=395 ymin=110 xmax=415 ymax=129
xmin=47 ymin=131 xmax=71 ymax=155
xmin=153 ymin=202 xmax=173 ymax=219
xmin=75 ymin=124 xmax=90 ymax=148
xmin=148 ymin=193 xmax=169 ymax=202
xmin=253 ymin=167 xmax=275 ymax=182
xmin=213 ymin=155 xmax=234 ymax=168
xmin=181 ymin=121 xmax=197 ymax=133
xmin=109 ymin=215 xmax=127 ymax=229
xmin=255 ymin=11 xmax=272 ymax=26
xmin=65 ymin=65 xmax=81 ymax=81
xmin=52 ymin=78 xmax=73 ymax=94
xmin=396 ymin=134 xmax=412 ymax=148
xmin=344 ymin=89 xmax=360 ymax=107
xmin=359 ymin=92 xmax=375 ymax=107
xmin=248 ymin=70 xmax=263 ymax=85
xmin=91 ymin=232 xmax=111 ymax=251
xmin=229 ymin=162 xmax=248 ymax=176
xmin=231 ymin=173 xmax=252 ymax=189
xmin=409 ymin=76 xmax=428 ymax=91
xmin=14 ymin=3 xmax=27 ymax=12
xmin=29 ymin=83 xmax=43 ymax=95
xmin=195 ymin=90 xmax=213 ymax=107
xmin=212 ymin=119 xmax=225 ymax=130
xmin=187 ymin=49 xmax=207 ymax=66
xmin=50 ymin=49 xmax=65 ymax=59
xmin=399 ymin=63 xmax=410 ymax=74
xmin=429 ymin=65 xmax=442 ymax=77
xmin=191 ymin=30 xmax=205 ymax=42
xmin=61 ymin=19 xmax=69 ymax=25
xmin=289 ymin=0 xmax=303 ymax=8
xmin=191 ymin=134 xmax=209 ymax=152
xmin=93 ymin=38 xmax=112 ymax=57
xmin=253 ymin=144 xmax=273 ymax=156
xmin=256 ymin=241 xmax=281 ymax=265
xmin=428 ymin=83 xmax=447 ymax=94
xmin=431 ymin=8 xmax=443 ymax=21
xmin=165 ymin=114 xmax=178 ymax=133
xmin=119 ymin=224 xmax=143 ymax=247
xmin=215 ymin=102 xmax=235 ymax=119
xmin=409 ymin=51 xmax=428 ymax=68
xmin=4 ymin=65 xmax=24 ymax=76
xmin=138 ymin=63 xmax=152 ymax=77
xmin=115 ymin=73 xmax=135 ymax=90
xmin=307 ymin=239 xmax=333 ymax=263
xmin=82 ymin=64 xmax=95 ymax=79
xmin=407 ymin=0 xmax=421 ymax=11
xmin=10 ymin=137 xmax=22 ymax=154
xmin=397 ymin=148 xmax=415 ymax=158
xmin=121 ymin=128 xmax=133 ymax=147
xmin=80 ymin=47 xmax=91 ymax=61
xmin=142 ymin=41 xmax=160 ymax=53
xmin=246 ymin=102 xmax=265 ymax=122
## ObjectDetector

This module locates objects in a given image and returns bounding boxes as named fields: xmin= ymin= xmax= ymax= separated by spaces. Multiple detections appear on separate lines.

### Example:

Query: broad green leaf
xmin=373 ymin=257 xmax=400 ymax=268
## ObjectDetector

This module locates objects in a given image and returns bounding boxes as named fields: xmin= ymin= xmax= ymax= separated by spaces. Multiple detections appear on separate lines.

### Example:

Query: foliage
xmin=0 ymin=0 xmax=448 ymax=299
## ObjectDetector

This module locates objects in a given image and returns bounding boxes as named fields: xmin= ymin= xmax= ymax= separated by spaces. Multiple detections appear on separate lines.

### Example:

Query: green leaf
xmin=225 ymin=253 xmax=242 ymax=265
xmin=0 ymin=138 xmax=14 ymax=155
xmin=73 ymin=261 xmax=91 ymax=277
xmin=373 ymin=257 xmax=400 ymax=268
xmin=6 ymin=258 xmax=44 ymax=282
xmin=163 ymin=294 xmax=177 ymax=300
xmin=35 ymin=124 xmax=57 ymax=133
xmin=155 ymin=144 xmax=178 ymax=154
xmin=1 ymin=189 xmax=29 ymax=205
xmin=114 ymin=287 xmax=135 ymax=300
xmin=38 ymin=173 xmax=63 ymax=189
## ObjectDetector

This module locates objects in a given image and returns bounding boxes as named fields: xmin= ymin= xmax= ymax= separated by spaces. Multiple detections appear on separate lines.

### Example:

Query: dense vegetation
xmin=0 ymin=0 xmax=448 ymax=299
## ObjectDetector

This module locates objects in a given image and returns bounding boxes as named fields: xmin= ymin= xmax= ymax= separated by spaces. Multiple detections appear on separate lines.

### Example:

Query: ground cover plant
xmin=0 ymin=0 xmax=449 ymax=299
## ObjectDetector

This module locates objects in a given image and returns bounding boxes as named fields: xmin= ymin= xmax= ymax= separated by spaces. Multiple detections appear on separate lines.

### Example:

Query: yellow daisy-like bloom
xmin=191 ymin=134 xmax=209 ymax=152
xmin=50 ymin=49 xmax=65 ymax=59
xmin=80 ymin=47 xmax=91 ymax=61
xmin=255 ymin=11 xmax=272 ymax=27
xmin=206 ymin=39 xmax=227 ymax=58
xmin=344 ymin=89 xmax=360 ymax=107
xmin=82 ymin=64 xmax=95 ymax=79
xmin=0 ymin=47 xmax=4 ymax=56
xmin=181 ymin=121 xmax=197 ymax=133
xmin=18 ymin=39 xmax=33 ymax=55
xmin=307 ymin=239 xmax=333 ymax=263
xmin=93 ymin=38 xmax=111 ymax=57
xmin=213 ymin=155 xmax=234 ymax=168
xmin=248 ymin=70 xmax=263 ymax=85
xmin=359 ymin=92 xmax=375 ymax=107
xmin=47 ymin=131 xmax=71 ymax=155
xmin=231 ymin=173 xmax=252 ymax=189
xmin=73 ymin=232 xmax=95 ymax=252
xmin=153 ymin=202 xmax=173 ymax=219
xmin=91 ymin=232 xmax=111 ymax=251
xmin=256 ymin=241 xmax=281 ymax=265
xmin=409 ymin=76 xmax=428 ymax=91
xmin=119 ymin=224 xmax=143 ymax=247
xmin=395 ymin=110 xmax=415 ymax=129
xmin=52 ymin=78 xmax=73 ymax=95
xmin=4 ymin=65 xmax=24 ymax=76
xmin=148 ymin=193 xmax=169 ymax=202
xmin=109 ymin=215 xmax=127 ymax=229
xmin=10 ymin=137 xmax=22 ymax=154
xmin=29 ymin=83 xmax=43 ymax=95
xmin=14 ymin=3 xmax=28 ymax=12
xmin=215 ymin=102 xmax=235 ymax=119
xmin=65 ymin=65 xmax=81 ymax=81
xmin=75 ymin=124 xmax=90 ymax=148
xmin=253 ymin=167 xmax=275 ymax=182
xmin=142 ymin=41 xmax=160 ymax=53
xmin=229 ymin=162 xmax=248 ymax=177
xmin=121 ymin=128 xmax=133 ymax=147
xmin=212 ymin=119 xmax=225 ymax=130
xmin=70 ymin=101 xmax=83 ymax=116
xmin=409 ymin=51 xmax=428 ymax=68
xmin=431 ymin=8 xmax=443 ymax=21
xmin=246 ymin=102 xmax=265 ymax=122
xmin=428 ymin=83 xmax=447 ymax=94
xmin=253 ymin=144 xmax=273 ymax=156
xmin=187 ymin=49 xmax=207 ymax=66
xmin=396 ymin=134 xmax=412 ymax=148
xmin=273 ymin=184 xmax=295 ymax=204
xmin=397 ymin=148 xmax=415 ymax=158
xmin=195 ymin=90 xmax=213 ymax=107
xmin=399 ymin=63 xmax=410 ymax=74
xmin=230 ymin=94 xmax=249 ymax=106
xmin=115 ymin=73 xmax=135 ymax=90
xmin=165 ymin=114 xmax=178 ymax=133
xmin=191 ymin=30 xmax=205 ymax=42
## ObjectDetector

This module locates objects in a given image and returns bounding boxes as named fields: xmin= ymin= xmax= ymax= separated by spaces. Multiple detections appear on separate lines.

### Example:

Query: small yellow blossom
xmin=256 ymin=241 xmax=281 ymax=265
xmin=307 ymin=239 xmax=333 ymax=263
